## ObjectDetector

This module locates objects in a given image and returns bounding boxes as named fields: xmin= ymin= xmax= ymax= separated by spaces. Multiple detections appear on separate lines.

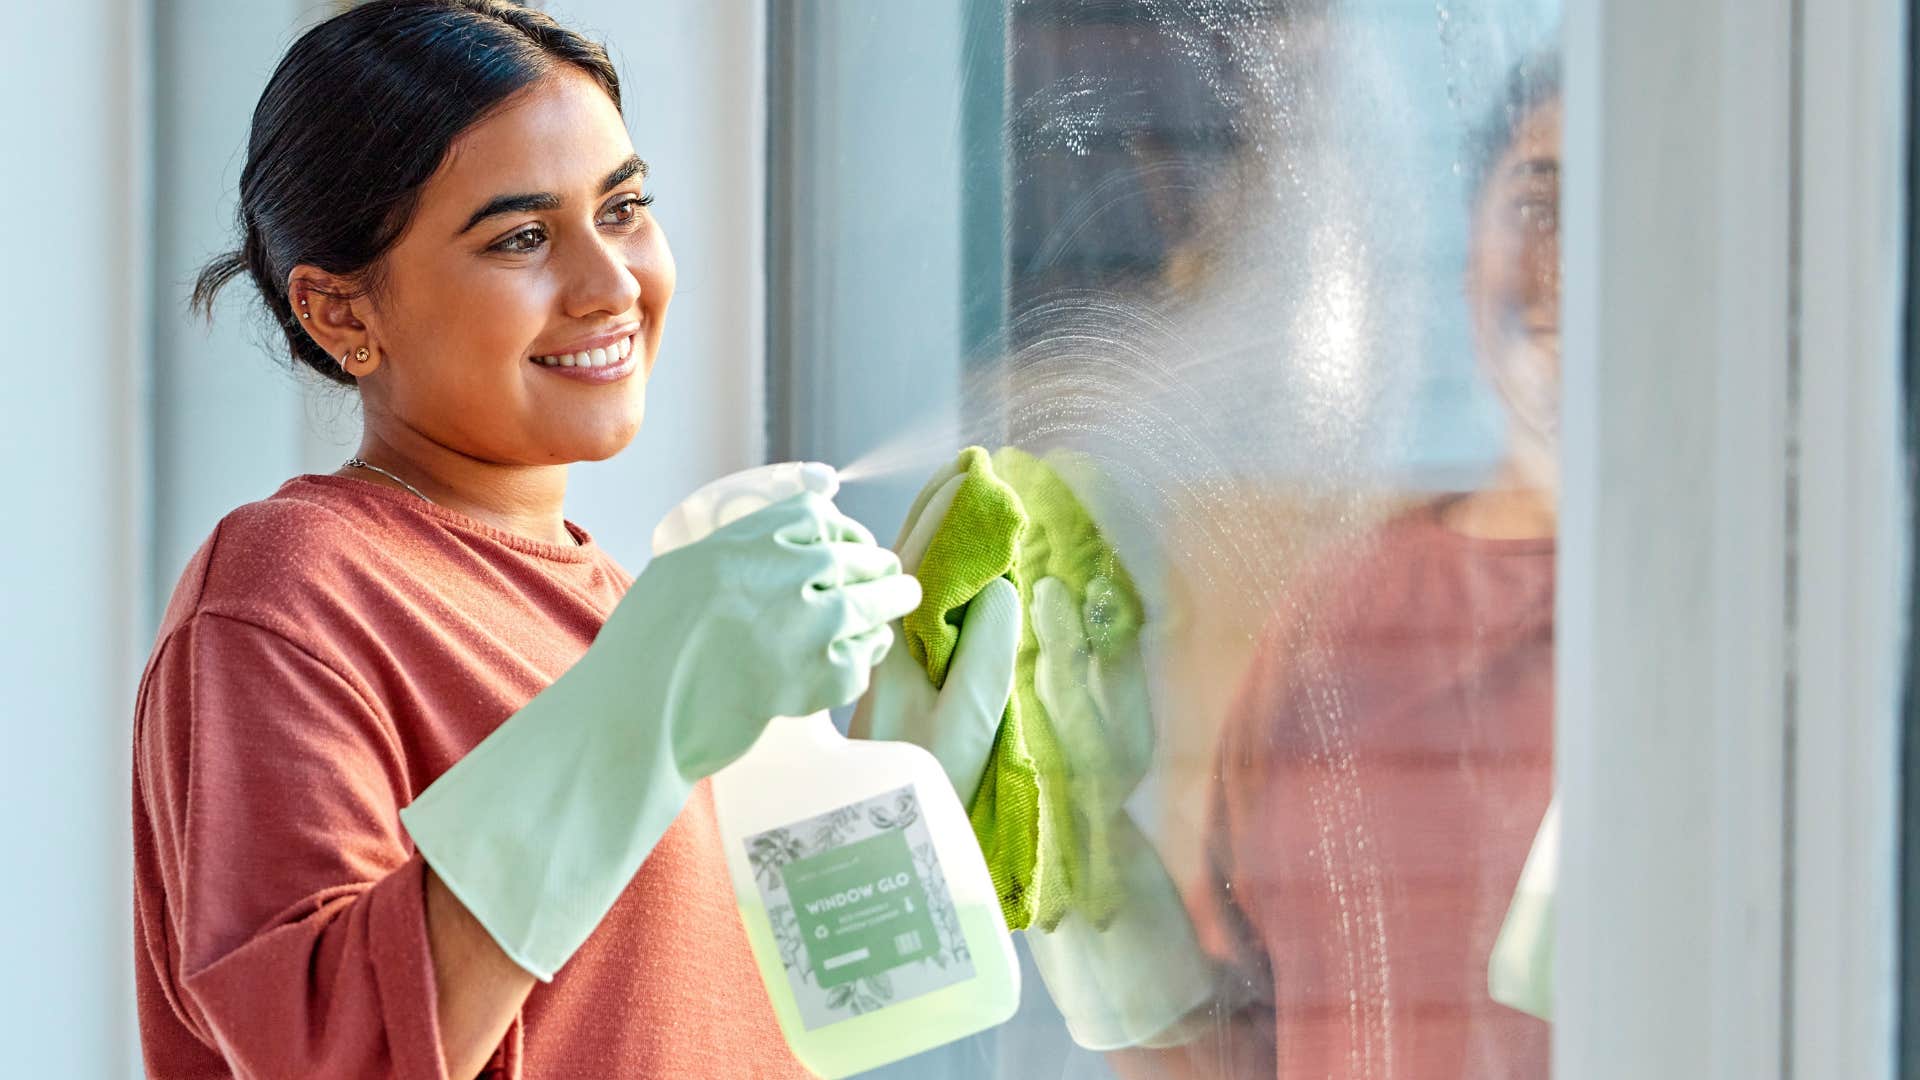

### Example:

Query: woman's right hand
xmin=609 ymin=489 xmax=922 ymax=780
xmin=400 ymin=488 xmax=920 ymax=984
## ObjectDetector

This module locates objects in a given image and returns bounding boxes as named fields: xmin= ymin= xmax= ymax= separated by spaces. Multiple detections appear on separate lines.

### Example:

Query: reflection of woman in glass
xmin=1172 ymin=56 xmax=1563 ymax=1078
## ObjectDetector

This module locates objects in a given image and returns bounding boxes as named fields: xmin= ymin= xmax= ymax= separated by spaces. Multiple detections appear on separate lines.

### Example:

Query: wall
xmin=550 ymin=0 xmax=767 ymax=568
xmin=0 ymin=0 xmax=149 ymax=1073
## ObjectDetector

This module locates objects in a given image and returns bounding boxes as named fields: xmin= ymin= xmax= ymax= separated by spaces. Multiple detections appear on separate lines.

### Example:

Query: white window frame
xmin=1558 ymin=1 xmax=1908 ymax=1076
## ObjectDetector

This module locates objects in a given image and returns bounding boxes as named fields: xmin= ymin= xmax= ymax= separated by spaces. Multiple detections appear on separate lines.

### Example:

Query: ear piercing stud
xmin=298 ymin=295 xmax=311 ymax=320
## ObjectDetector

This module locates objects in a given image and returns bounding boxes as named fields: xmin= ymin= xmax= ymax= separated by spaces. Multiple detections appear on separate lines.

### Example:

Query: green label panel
xmin=745 ymin=785 xmax=975 ymax=1029
xmin=782 ymin=828 xmax=940 ymax=987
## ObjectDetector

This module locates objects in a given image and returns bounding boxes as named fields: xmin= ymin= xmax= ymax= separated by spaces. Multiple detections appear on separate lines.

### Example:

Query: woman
xmin=1160 ymin=54 xmax=1564 ymax=1079
xmin=130 ymin=3 xmax=963 ymax=1076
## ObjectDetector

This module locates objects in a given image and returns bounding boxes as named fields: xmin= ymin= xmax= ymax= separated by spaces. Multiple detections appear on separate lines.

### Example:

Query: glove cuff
xmin=400 ymin=669 xmax=695 ymax=981
xmin=1027 ymin=814 xmax=1215 ymax=1050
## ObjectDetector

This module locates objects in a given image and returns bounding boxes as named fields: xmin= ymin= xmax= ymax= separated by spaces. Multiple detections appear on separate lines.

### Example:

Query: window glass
xmin=1902 ymin=0 xmax=1920 ymax=1067
xmin=773 ymin=2 xmax=1561 ymax=1075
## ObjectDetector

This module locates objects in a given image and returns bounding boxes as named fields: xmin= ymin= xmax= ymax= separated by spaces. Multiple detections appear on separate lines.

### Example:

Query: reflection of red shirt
xmin=1193 ymin=500 xmax=1554 ymax=1078
xmin=132 ymin=476 xmax=810 ymax=1079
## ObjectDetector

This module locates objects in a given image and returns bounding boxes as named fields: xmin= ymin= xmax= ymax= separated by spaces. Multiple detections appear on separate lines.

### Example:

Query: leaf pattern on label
xmin=749 ymin=828 xmax=805 ymax=888
xmin=868 ymin=792 xmax=921 ymax=831
xmin=826 ymin=975 xmax=897 ymax=1015
xmin=767 ymin=903 xmax=809 ymax=983
xmin=914 ymin=840 xmax=970 ymax=967
xmin=810 ymin=805 xmax=864 ymax=851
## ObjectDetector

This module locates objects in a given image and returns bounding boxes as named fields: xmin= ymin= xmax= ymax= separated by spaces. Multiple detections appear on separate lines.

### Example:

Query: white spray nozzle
xmin=795 ymin=460 xmax=840 ymax=498
xmin=652 ymin=461 xmax=841 ymax=556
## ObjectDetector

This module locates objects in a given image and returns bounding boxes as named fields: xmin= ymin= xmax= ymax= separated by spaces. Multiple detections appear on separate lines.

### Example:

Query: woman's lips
xmin=528 ymin=333 xmax=640 ymax=383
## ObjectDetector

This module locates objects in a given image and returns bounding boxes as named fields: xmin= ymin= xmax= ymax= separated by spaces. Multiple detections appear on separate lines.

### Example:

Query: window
xmin=773 ymin=2 xmax=1564 ymax=1075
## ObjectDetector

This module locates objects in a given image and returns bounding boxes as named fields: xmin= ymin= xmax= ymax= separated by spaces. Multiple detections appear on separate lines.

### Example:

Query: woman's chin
xmin=550 ymin=398 xmax=647 ymax=463
xmin=567 ymin=424 xmax=644 ymax=463
xmin=527 ymin=418 xmax=642 ymax=465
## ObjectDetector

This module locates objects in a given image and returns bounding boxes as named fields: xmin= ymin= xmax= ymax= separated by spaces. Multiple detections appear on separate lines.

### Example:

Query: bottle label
xmin=745 ymin=784 xmax=975 ymax=1029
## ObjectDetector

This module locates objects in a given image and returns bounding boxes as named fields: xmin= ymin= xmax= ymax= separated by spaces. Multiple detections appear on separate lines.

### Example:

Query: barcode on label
xmin=893 ymin=930 xmax=923 ymax=956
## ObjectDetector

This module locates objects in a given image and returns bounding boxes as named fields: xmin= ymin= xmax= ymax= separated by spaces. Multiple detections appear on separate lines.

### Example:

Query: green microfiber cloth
xmin=901 ymin=448 xmax=1047 ymax=930
xmin=901 ymin=446 xmax=1145 ymax=933
xmin=992 ymin=447 xmax=1145 ymax=931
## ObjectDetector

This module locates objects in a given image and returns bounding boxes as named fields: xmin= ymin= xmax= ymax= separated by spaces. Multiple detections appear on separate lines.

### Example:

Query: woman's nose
xmin=563 ymin=237 xmax=643 ymax=319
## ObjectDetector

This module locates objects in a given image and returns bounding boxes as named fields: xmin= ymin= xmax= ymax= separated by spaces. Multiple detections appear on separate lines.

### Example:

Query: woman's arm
xmin=136 ymin=613 xmax=513 ymax=1079
xmin=424 ymin=869 xmax=537 ymax=1080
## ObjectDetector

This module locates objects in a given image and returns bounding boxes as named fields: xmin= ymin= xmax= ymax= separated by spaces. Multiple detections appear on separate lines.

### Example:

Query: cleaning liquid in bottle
xmin=653 ymin=462 xmax=1021 ymax=1078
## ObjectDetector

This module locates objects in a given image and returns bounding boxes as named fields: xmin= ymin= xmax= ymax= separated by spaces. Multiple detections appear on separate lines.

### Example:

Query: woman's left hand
xmin=852 ymin=576 xmax=1020 ymax=803
xmin=850 ymin=465 xmax=1020 ymax=803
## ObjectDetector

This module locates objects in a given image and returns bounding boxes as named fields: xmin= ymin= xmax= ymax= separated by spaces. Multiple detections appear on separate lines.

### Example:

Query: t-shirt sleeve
xmin=134 ymin=611 xmax=514 ymax=1079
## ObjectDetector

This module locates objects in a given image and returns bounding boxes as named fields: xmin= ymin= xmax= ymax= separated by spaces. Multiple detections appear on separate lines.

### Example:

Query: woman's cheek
xmin=636 ymin=229 xmax=676 ymax=299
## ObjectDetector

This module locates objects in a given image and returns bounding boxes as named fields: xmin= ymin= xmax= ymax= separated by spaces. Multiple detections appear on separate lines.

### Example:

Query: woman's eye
xmin=492 ymin=226 xmax=547 ymax=254
xmin=1511 ymin=196 xmax=1558 ymax=234
xmin=599 ymin=193 xmax=655 ymax=227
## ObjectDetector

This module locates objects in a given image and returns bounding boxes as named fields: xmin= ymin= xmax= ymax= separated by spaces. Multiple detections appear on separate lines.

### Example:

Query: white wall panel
xmin=0 ymin=0 xmax=151 ymax=1074
xmin=551 ymin=0 xmax=768 ymax=570
xmin=151 ymin=0 xmax=320 ymax=613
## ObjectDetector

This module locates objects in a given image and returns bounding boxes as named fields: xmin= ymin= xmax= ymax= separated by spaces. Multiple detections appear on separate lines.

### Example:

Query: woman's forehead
xmin=1504 ymin=100 xmax=1563 ymax=162
xmin=421 ymin=72 xmax=636 ymax=215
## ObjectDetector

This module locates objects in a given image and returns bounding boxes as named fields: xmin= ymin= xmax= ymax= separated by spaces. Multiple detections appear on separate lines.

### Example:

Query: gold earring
xmin=354 ymin=346 xmax=370 ymax=363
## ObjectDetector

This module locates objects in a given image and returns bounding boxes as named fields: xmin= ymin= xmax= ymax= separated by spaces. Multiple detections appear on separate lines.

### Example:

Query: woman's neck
xmin=338 ymin=428 xmax=577 ymax=547
xmin=1440 ymin=460 xmax=1558 ymax=541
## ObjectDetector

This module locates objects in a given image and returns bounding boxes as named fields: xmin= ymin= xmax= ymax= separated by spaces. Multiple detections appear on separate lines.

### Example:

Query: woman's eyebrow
xmin=1510 ymin=157 xmax=1559 ymax=180
xmin=601 ymin=155 xmax=647 ymax=193
xmin=457 ymin=156 xmax=650 ymax=236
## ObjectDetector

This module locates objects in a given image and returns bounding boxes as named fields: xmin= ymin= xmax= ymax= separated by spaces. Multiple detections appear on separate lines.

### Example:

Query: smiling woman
xmin=133 ymin=3 xmax=920 ymax=1079
xmin=296 ymin=70 xmax=670 ymax=501
xmin=192 ymin=3 xmax=674 ymax=543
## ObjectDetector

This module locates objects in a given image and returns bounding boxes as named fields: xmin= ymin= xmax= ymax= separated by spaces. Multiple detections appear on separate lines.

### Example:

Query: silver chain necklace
xmin=342 ymin=457 xmax=582 ymax=547
xmin=343 ymin=458 xmax=433 ymax=504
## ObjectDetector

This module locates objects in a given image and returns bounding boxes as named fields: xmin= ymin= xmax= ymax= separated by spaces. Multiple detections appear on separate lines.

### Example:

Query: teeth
xmin=531 ymin=335 xmax=634 ymax=368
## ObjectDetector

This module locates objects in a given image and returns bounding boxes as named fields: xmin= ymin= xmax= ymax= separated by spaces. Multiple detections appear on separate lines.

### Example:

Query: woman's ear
xmin=288 ymin=268 xmax=381 ymax=378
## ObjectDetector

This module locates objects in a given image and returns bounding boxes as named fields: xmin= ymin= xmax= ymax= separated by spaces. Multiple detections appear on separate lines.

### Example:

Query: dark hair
xmin=1463 ymin=48 xmax=1562 ymax=204
xmin=192 ymin=0 xmax=621 ymax=386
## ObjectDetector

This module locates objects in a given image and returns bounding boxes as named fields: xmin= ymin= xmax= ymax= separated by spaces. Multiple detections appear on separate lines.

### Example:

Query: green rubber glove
xmin=399 ymin=490 xmax=921 ymax=981
xmin=1489 ymin=797 xmax=1558 ymax=1021
xmin=1024 ymin=574 xmax=1214 ymax=1050
xmin=1031 ymin=576 xmax=1154 ymax=837
xmin=1023 ymin=816 xmax=1215 ymax=1050
xmin=851 ymin=469 xmax=1021 ymax=803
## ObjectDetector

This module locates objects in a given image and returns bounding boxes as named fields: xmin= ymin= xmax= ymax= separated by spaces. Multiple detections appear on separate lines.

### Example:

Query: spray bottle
xmin=653 ymin=462 xmax=1021 ymax=1078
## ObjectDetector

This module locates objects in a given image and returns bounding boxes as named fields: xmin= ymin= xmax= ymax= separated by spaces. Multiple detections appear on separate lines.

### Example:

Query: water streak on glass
xmin=830 ymin=2 xmax=1562 ymax=1075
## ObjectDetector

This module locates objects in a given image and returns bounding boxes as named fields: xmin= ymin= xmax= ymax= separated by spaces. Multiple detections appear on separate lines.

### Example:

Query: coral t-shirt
xmin=131 ymin=474 xmax=810 ymax=1079
xmin=1191 ymin=499 xmax=1555 ymax=1079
